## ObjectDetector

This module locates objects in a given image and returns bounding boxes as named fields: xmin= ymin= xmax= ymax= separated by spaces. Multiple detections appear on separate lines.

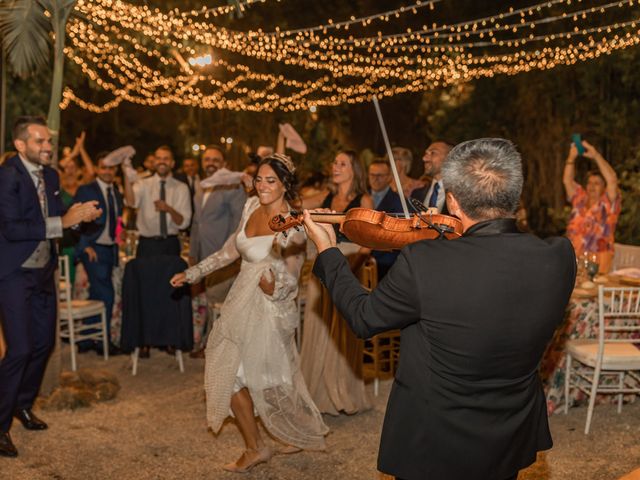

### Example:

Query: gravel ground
xmin=3 ymin=351 xmax=639 ymax=480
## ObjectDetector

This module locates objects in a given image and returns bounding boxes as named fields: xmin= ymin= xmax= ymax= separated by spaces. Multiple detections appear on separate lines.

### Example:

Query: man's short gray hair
xmin=441 ymin=138 xmax=523 ymax=220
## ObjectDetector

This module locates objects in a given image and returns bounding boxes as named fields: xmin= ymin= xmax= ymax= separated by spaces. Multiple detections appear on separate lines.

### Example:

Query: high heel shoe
xmin=222 ymin=446 xmax=273 ymax=473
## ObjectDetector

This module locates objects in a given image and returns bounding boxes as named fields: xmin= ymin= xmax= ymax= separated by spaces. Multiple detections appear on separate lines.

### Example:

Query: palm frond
xmin=0 ymin=0 xmax=51 ymax=77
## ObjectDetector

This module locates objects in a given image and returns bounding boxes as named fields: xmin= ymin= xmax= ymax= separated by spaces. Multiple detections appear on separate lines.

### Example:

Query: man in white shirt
xmin=410 ymin=141 xmax=454 ymax=215
xmin=123 ymin=145 xmax=191 ymax=257
xmin=121 ymin=145 xmax=193 ymax=358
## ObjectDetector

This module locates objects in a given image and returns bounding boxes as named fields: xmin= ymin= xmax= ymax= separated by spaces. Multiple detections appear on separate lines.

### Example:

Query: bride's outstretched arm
xmin=173 ymin=198 xmax=257 ymax=287
xmin=183 ymin=230 xmax=241 ymax=284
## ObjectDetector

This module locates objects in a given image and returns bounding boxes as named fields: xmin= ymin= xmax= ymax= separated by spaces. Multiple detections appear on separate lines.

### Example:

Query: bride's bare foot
xmin=277 ymin=444 xmax=302 ymax=455
xmin=222 ymin=446 xmax=273 ymax=473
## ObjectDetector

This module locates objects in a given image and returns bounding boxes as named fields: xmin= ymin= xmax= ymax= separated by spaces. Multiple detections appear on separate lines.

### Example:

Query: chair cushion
xmin=59 ymin=299 xmax=105 ymax=319
xmin=567 ymin=339 xmax=640 ymax=370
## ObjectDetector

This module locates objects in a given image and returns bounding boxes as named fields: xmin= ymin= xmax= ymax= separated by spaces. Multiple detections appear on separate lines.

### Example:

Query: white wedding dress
xmin=184 ymin=196 xmax=328 ymax=449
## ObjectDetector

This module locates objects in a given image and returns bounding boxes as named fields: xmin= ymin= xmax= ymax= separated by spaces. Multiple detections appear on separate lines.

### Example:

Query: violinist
xmin=303 ymin=138 xmax=576 ymax=480
xmin=299 ymin=150 xmax=374 ymax=415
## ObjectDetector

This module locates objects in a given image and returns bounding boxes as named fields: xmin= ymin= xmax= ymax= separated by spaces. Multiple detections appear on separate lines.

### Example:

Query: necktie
xmin=428 ymin=182 xmax=440 ymax=209
xmin=159 ymin=180 xmax=168 ymax=238
xmin=107 ymin=186 xmax=117 ymax=241
xmin=34 ymin=170 xmax=47 ymax=216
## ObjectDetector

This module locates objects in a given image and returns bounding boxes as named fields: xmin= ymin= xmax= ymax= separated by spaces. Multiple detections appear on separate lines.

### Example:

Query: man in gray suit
xmin=189 ymin=145 xmax=245 ymax=322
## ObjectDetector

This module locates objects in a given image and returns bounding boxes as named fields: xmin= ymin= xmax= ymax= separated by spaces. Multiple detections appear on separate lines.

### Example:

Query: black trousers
xmin=136 ymin=236 xmax=180 ymax=258
xmin=0 ymin=262 xmax=56 ymax=432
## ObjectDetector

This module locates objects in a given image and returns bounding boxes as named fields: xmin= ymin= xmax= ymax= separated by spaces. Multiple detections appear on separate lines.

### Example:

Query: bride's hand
xmin=170 ymin=272 xmax=187 ymax=287
xmin=259 ymin=270 xmax=275 ymax=296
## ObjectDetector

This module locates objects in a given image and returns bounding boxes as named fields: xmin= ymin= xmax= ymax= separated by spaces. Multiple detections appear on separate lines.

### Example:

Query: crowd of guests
xmin=0 ymin=115 xmax=625 ymax=480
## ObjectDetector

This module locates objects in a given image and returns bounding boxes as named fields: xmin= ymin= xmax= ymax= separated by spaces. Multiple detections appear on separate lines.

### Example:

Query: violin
xmin=269 ymin=205 xmax=463 ymax=250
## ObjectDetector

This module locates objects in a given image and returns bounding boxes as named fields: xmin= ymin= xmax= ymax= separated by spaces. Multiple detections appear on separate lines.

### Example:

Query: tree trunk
xmin=43 ymin=3 xmax=74 ymax=392
xmin=47 ymin=10 xmax=68 ymax=167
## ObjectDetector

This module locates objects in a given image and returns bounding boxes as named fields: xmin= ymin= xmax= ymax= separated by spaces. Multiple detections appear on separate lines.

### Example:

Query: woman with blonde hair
xmin=300 ymin=150 xmax=374 ymax=415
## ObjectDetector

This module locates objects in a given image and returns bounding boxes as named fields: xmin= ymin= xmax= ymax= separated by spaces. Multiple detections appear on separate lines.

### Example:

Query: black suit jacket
xmin=74 ymin=180 xmax=123 ymax=261
xmin=375 ymin=187 xmax=404 ymax=213
xmin=411 ymin=182 xmax=449 ymax=216
xmin=313 ymin=218 xmax=576 ymax=480
xmin=174 ymin=172 xmax=199 ymax=230
xmin=0 ymin=155 xmax=65 ymax=280
xmin=371 ymin=188 xmax=404 ymax=278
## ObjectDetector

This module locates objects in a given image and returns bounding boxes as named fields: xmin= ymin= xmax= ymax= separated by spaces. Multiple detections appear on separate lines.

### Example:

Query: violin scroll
xmin=268 ymin=212 xmax=304 ymax=233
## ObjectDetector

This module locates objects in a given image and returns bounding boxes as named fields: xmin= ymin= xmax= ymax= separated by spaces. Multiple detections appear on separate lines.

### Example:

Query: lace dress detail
xmin=184 ymin=196 xmax=328 ymax=449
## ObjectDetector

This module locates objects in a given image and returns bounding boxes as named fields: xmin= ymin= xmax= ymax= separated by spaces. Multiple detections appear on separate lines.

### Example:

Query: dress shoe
xmin=0 ymin=432 xmax=18 ymax=458
xmin=13 ymin=409 xmax=48 ymax=431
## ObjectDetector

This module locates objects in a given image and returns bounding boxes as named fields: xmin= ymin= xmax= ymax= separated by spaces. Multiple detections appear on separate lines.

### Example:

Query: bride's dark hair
xmin=255 ymin=155 xmax=298 ymax=202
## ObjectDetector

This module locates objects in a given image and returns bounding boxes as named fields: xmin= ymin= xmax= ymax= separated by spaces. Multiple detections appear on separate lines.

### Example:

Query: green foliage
xmin=0 ymin=0 xmax=50 ymax=77
xmin=416 ymin=47 xmax=640 ymax=240
xmin=616 ymin=149 xmax=640 ymax=246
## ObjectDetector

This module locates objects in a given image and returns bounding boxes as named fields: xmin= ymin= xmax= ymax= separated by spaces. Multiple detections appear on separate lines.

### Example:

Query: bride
xmin=170 ymin=154 xmax=327 ymax=472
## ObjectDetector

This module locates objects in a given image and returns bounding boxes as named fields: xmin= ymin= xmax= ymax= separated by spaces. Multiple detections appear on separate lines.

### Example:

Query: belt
xmin=140 ymin=235 xmax=178 ymax=241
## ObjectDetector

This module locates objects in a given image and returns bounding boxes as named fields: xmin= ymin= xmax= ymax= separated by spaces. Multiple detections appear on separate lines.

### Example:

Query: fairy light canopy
xmin=60 ymin=0 xmax=640 ymax=113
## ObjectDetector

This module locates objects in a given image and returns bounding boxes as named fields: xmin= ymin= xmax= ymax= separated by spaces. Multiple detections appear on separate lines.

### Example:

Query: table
xmin=73 ymin=260 xmax=208 ymax=349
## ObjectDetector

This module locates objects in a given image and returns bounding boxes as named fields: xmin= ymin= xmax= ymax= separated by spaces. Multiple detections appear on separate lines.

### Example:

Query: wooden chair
xmin=360 ymin=258 xmax=401 ymax=396
xmin=564 ymin=286 xmax=640 ymax=433
xmin=58 ymin=255 xmax=109 ymax=371
xmin=295 ymin=258 xmax=315 ymax=352
xmin=131 ymin=346 xmax=184 ymax=375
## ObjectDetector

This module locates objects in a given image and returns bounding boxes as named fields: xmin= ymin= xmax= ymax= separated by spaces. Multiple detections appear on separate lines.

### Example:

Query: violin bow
xmin=372 ymin=96 xmax=411 ymax=219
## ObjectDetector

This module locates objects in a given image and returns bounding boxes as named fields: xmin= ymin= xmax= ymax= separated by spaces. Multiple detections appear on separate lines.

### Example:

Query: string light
xmin=60 ymin=0 xmax=640 ymax=113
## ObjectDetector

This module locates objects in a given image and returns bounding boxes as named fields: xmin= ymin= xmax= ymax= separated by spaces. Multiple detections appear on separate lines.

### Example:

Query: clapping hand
xmin=62 ymin=201 xmax=102 ymax=228
xmin=69 ymin=131 xmax=86 ymax=157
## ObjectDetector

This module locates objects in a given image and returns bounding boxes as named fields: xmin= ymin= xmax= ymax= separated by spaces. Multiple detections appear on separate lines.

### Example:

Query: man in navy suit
xmin=368 ymin=160 xmax=404 ymax=280
xmin=0 ymin=116 xmax=100 ymax=457
xmin=410 ymin=140 xmax=454 ymax=216
xmin=74 ymin=153 xmax=124 ymax=354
